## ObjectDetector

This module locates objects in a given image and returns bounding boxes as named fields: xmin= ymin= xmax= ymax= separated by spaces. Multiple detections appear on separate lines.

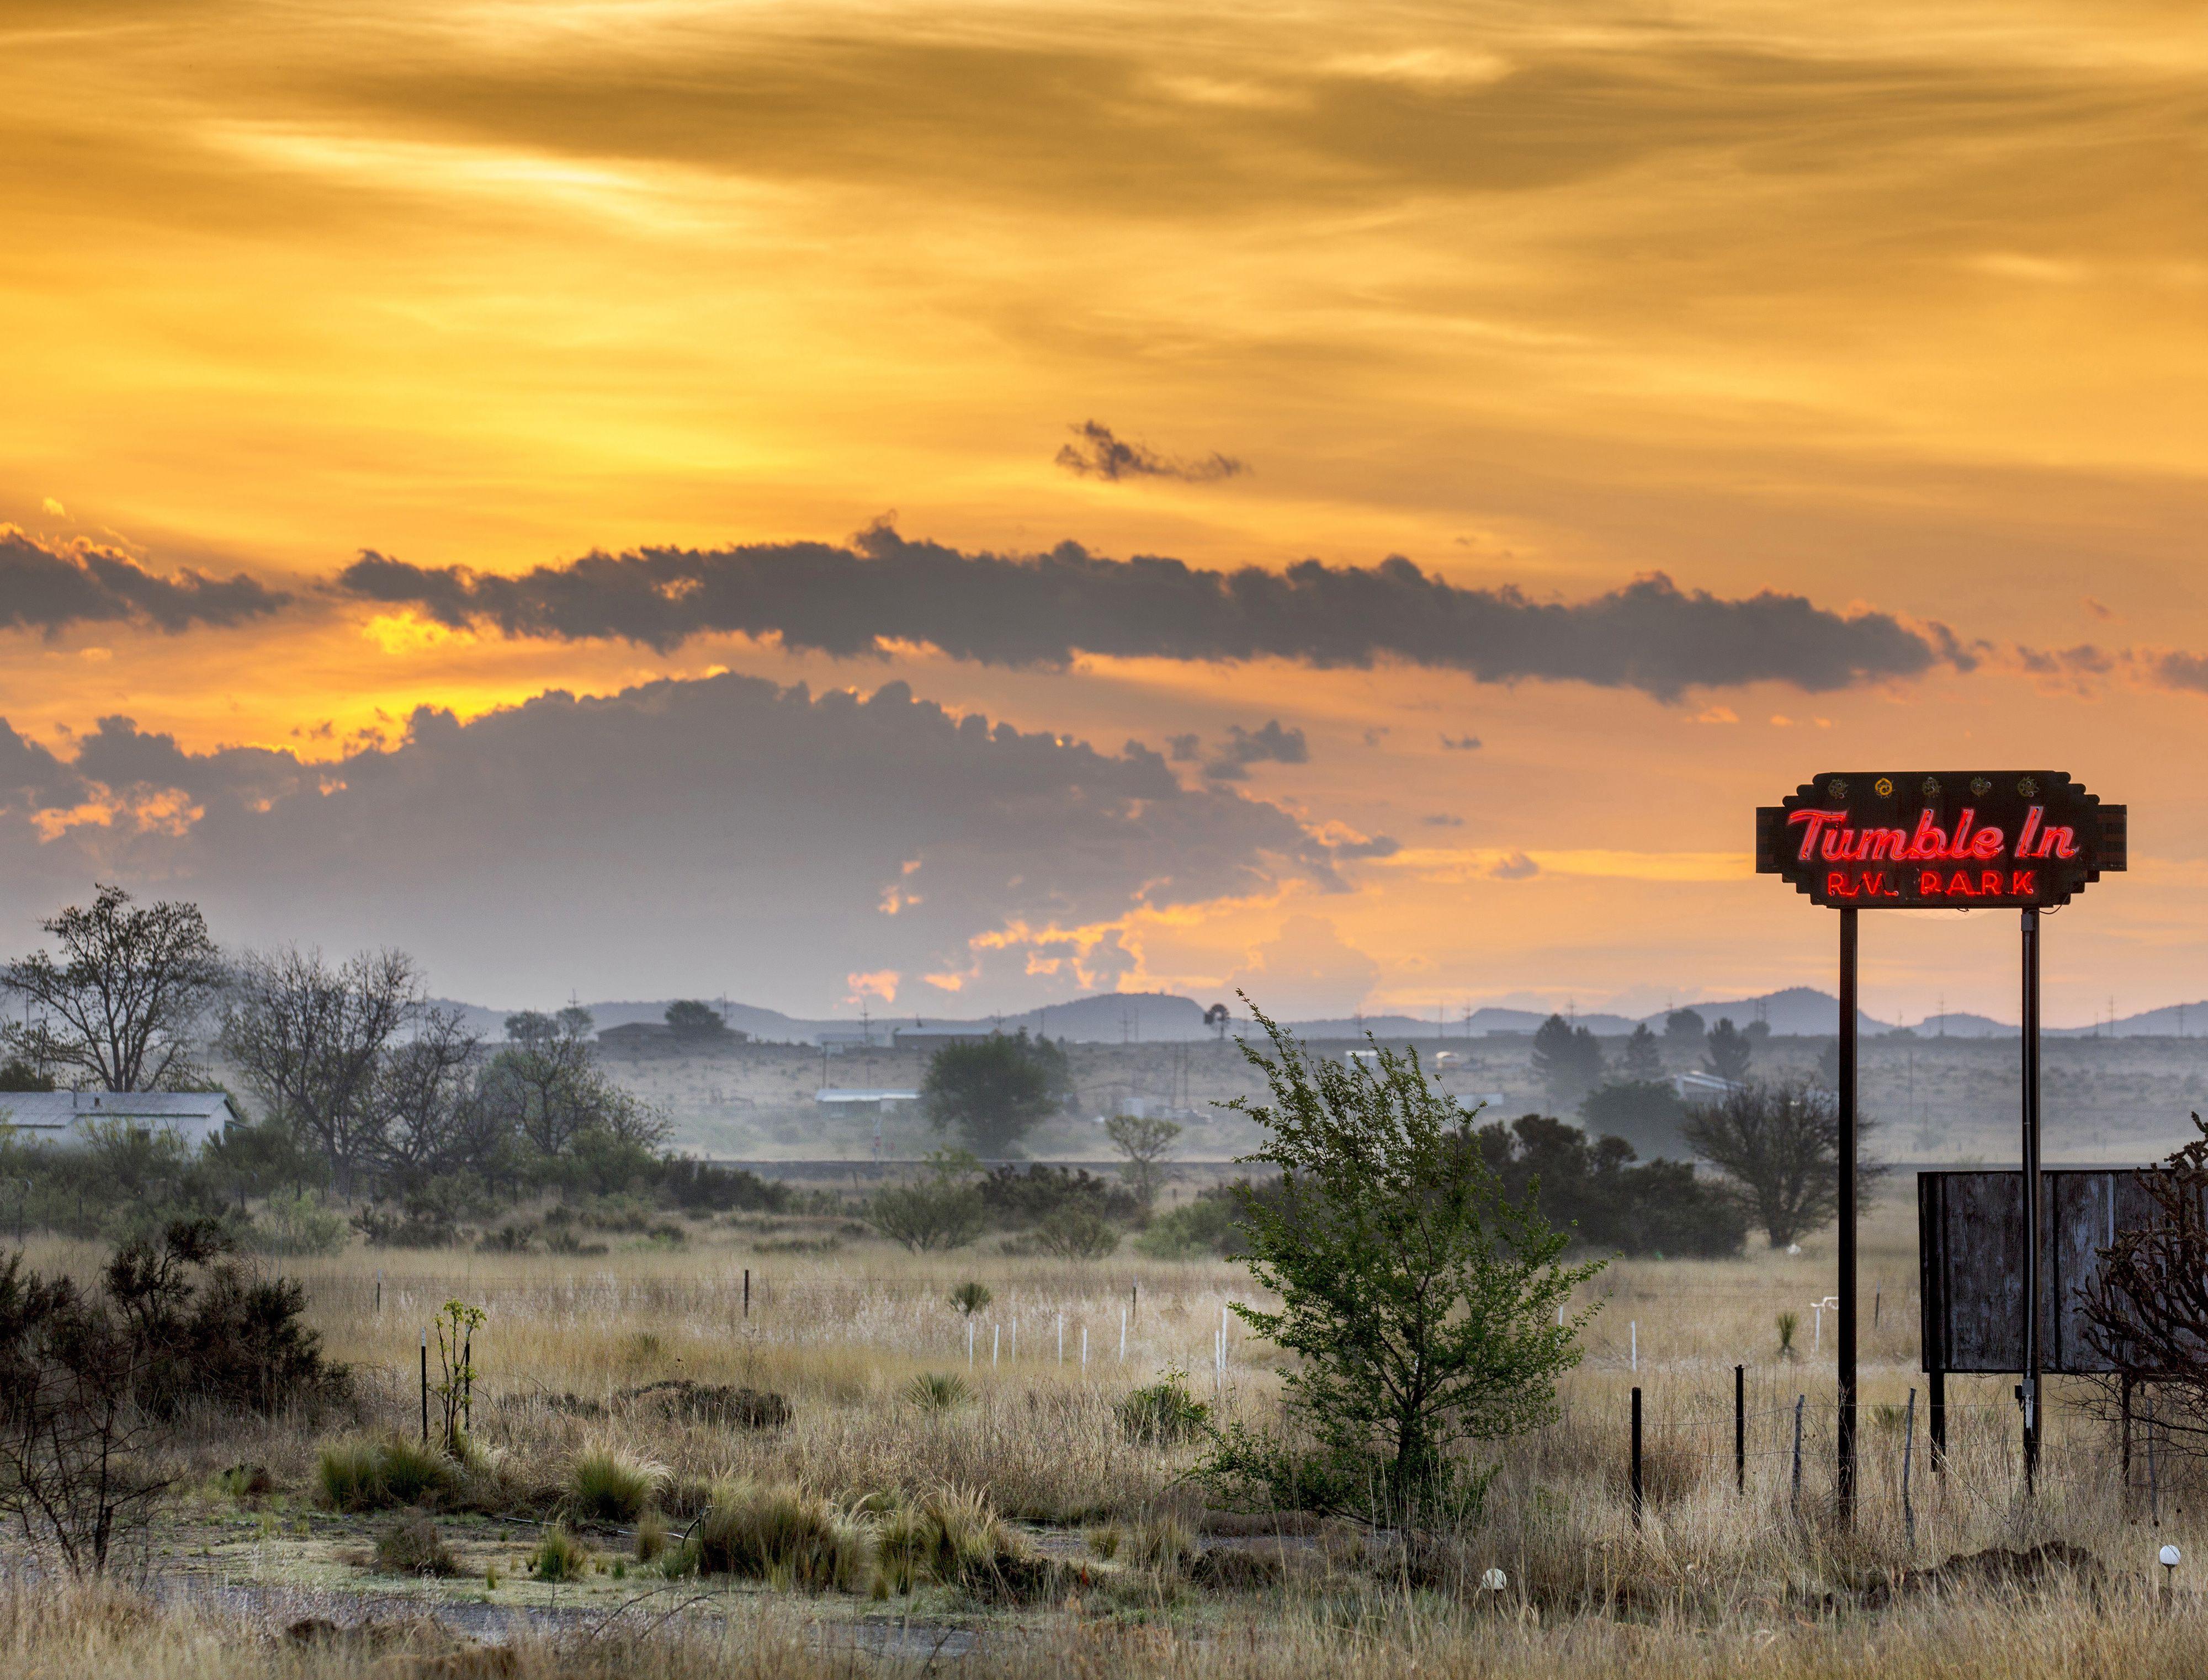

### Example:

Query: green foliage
xmin=1776 ymin=1310 xmax=1799 ymax=1358
xmin=868 ymin=1155 xmax=986 ymax=1251
xmin=976 ymin=1164 xmax=1139 ymax=1227
xmin=530 ymin=1522 xmax=591 ymax=1582
xmin=664 ymin=1000 xmax=734 ymax=1041
xmin=659 ymin=1158 xmax=789 ymax=1213
xmin=432 ymin=1298 xmax=485 ymax=1455
xmin=1033 ymin=1205 xmax=1120 ymax=1259
xmin=250 ymin=1189 xmax=348 ymax=1256
xmin=1621 ymin=1023 xmax=1664 ymax=1081
xmin=1117 ymin=1370 xmax=1211 ymax=1445
xmin=373 ymin=1512 xmax=459 ymax=1576
xmin=1577 ymin=1080 xmax=1690 ymax=1160
xmin=694 ymin=1480 xmax=872 ymax=1591
xmin=1476 ymin=1114 xmax=1747 ymax=1257
xmin=947 ymin=1280 xmax=992 ymax=1316
xmin=920 ymin=1031 xmax=1070 ymax=1155
xmin=1206 ymin=1004 xmax=1603 ymax=1520
xmin=569 ymin=1445 xmax=667 ymax=1522
xmin=1531 ymin=1014 xmax=1606 ymax=1112
xmin=873 ymin=1484 xmax=1016 ymax=1595
xmin=905 ymin=1371 xmax=972 ymax=1412
xmin=1103 ymin=1113 xmax=1182 ymax=1209
xmin=1133 ymin=1186 xmax=1252 ymax=1259
xmin=1664 ymin=1009 xmax=1706 ymax=1045
xmin=0 ymin=1057 xmax=55 ymax=1092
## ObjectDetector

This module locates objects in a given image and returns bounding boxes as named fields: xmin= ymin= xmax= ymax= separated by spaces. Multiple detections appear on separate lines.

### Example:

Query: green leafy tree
xmin=867 ymin=1151 xmax=986 ymax=1252
xmin=1209 ymin=1004 xmax=1603 ymax=1519
xmin=1530 ymin=1014 xmax=1605 ymax=1113
xmin=1664 ymin=1008 xmax=1706 ymax=1048
xmin=1702 ymin=1017 xmax=1753 ymax=1083
xmin=664 ymin=1000 xmax=734 ymax=1043
xmin=920 ymin=1031 xmax=1069 ymax=1155
xmin=1621 ymin=1023 xmax=1663 ymax=1081
xmin=1578 ymin=1080 xmax=1688 ymax=1160
xmin=4 ymin=885 xmax=226 ymax=1091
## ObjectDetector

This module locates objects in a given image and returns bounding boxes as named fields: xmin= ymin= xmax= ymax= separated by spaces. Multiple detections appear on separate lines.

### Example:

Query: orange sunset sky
xmin=3 ymin=0 xmax=2204 ymax=1023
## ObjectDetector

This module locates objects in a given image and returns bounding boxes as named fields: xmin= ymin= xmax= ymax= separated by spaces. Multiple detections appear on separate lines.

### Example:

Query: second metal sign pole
xmin=2021 ymin=906 xmax=2042 ymax=1495
xmin=1838 ymin=905 xmax=1859 ymax=1522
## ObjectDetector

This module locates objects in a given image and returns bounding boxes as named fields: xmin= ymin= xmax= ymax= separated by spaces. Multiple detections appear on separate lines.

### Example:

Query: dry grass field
xmin=4 ymin=1193 xmax=2198 ymax=1677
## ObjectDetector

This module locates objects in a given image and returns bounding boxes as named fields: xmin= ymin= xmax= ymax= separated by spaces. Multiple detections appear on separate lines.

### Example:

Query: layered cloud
xmin=1 ymin=528 xmax=290 ymax=636
xmin=0 ymin=671 xmax=1384 ymax=1006
xmin=336 ymin=526 xmax=1955 ymax=700
xmin=1054 ymin=421 xmax=1245 ymax=484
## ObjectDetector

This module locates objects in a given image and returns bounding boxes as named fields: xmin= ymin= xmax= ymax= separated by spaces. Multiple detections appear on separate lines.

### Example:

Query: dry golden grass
xmin=11 ymin=1194 xmax=2204 ymax=1675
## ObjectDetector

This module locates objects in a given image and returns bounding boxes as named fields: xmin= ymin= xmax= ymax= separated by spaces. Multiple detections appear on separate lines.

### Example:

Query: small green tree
xmin=664 ymin=1000 xmax=733 ymax=1043
xmin=1621 ymin=1023 xmax=1663 ymax=1081
xmin=867 ymin=1152 xmax=986 ymax=1252
xmin=1209 ymin=1004 xmax=1602 ymax=1520
xmin=1530 ymin=1014 xmax=1605 ymax=1113
xmin=920 ymin=1032 xmax=1069 ymax=1155
xmin=1702 ymin=1017 xmax=1753 ymax=1083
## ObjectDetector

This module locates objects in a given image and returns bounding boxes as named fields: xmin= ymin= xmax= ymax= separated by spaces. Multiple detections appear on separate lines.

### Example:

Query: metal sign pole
xmin=1837 ymin=906 xmax=1859 ymax=1521
xmin=2021 ymin=906 xmax=2042 ymax=1495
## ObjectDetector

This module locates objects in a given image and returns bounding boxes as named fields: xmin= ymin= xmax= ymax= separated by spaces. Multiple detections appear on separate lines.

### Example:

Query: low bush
xmin=249 ymin=1189 xmax=348 ymax=1257
xmin=978 ymin=1165 xmax=1140 ymax=1228
xmin=694 ymin=1480 xmax=872 ymax=1592
xmin=867 ymin=1179 xmax=985 ymax=1252
xmin=373 ymin=1513 xmax=459 ymax=1577
xmin=1124 ymin=1512 xmax=1195 ymax=1571
xmin=904 ymin=1372 xmax=971 ymax=1413
xmin=568 ymin=1445 xmax=667 ymax=1523
xmin=659 ymin=1159 xmax=790 ymax=1214
xmin=620 ymin=1378 xmax=790 ymax=1429
xmin=1033 ymin=1206 xmax=1120 ymax=1259
xmin=874 ymin=1484 xmax=1013 ymax=1595
xmin=1117 ymin=1370 xmax=1211 ymax=1445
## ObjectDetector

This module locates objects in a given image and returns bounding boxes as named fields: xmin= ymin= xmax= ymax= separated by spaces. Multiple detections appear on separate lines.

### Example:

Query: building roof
xmin=0 ymin=1091 xmax=244 ymax=1132
xmin=814 ymin=1088 xmax=921 ymax=1104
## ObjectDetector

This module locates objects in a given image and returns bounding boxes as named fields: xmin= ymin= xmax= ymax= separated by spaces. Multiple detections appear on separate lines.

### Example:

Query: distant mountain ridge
xmin=429 ymin=987 xmax=2208 ymax=1045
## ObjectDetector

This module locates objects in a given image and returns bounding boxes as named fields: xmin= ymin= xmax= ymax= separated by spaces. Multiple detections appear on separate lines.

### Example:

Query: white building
xmin=0 ymin=1090 xmax=244 ymax=1151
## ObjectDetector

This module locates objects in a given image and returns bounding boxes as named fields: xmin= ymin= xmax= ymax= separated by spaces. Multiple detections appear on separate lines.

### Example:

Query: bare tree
xmin=2080 ymin=1115 xmax=2208 ymax=1426
xmin=1680 ymin=1077 xmax=1887 ymax=1248
xmin=374 ymin=1007 xmax=493 ymax=1187
xmin=2 ymin=885 xmax=225 ymax=1090
xmin=480 ymin=1008 xmax=664 ymax=1158
xmin=1104 ymin=1112 xmax=1182 ymax=1210
xmin=220 ymin=948 xmax=418 ymax=1197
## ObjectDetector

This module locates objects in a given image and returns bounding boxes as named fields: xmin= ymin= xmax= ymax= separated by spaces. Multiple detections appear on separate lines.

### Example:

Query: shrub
xmin=250 ymin=1190 xmax=348 ymax=1257
xmin=569 ymin=1445 xmax=667 ymax=1523
xmin=905 ymin=1372 xmax=971 ymax=1413
xmin=695 ymin=1480 xmax=872 ymax=1591
xmin=1132 ymin=1180 xmax=1280 ymax=1259
xmin=621 ymin=1378 xmax=791 ymax=1429
xmin=530 ymin=1523 xmax=590 ymax=1582
xmin=1118 ymin=1371 xmax=1210 ymax=1445
xmin=1125 ymin=1512 xmax=1195 ymax=1571
xmin=948 ymin=1281 xmax=992 ymax=1316
xmin=978 ymin=1165 xmax=1140 ymax=1227
xmin=659 ymin=1159 xmax=790 ymax=1214
xmin=1475 ymin=1114 xmax=1749 ymax=1257
xmin=1033 ymin=1206 xmax=1120 ymax=1259
xmin=635 ymin=1508 xmax=668 ymax=1562
xmin=373 ymin=1513 xmax=459 ymax=1577
xmin=867 ymin=1178 xmax=985 ymax=1252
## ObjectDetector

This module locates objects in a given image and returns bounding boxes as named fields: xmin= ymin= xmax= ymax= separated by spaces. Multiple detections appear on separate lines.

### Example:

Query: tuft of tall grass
xmin=371 ymin=1513 xmax=459 ymax=1576
xmin=874 ymin=1484 xmax=1021 ymax=1594
xmin=529 ymin=1522 xmax=591 ymax=1582
xmin=568 ymin=1444 xmax=668 ymax=1522
xmin=694 ymin=1479 xmax=873 ymax=1592
xmin=315 ymin=1437 xmax=453 ymax=1512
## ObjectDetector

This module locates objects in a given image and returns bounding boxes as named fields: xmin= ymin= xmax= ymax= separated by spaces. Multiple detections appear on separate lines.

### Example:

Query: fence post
xmin=1790 ymin=1394 xmax=1804 ymax=1520
xmin=1630 ymin=1386 xmax=1644 ymax=1526
xmin=1902 ymin=1386 xmax=1917 ymax=1551
xmin=419 ymin=1332 xmax=429 ymax=1447
xmin=1929 ymin=1366 xmax=1946 ymax=1470
xmin=2149 ymin=1392 xmax=2161 ymax=1525
xmin=743 ymin=1268 xmax=751 ymax=1319
xmin=1734 ymin=1364 xmax=1746 ymax=1495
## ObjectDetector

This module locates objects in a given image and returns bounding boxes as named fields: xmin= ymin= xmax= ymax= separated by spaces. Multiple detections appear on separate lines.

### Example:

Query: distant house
xmin=816 ymin=1027 xmax=877 ymax=1054
xmin=814 ymin=1088 xmax=920 ymax=1115
xmin=1670 ymin=1071 xmax=1740 ymax=1105
xmin=598 ymin=1022 xmax=675 ymax=1050
xmin=0 ymin=1090 xmax=243 ymax=1151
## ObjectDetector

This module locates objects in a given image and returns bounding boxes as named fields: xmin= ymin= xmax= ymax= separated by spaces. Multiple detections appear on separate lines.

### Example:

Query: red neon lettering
xmin=2018 ymin=805 xmax=2042 ymax=857
xmin=2039 ymin=824 xmax=2078 ymax=859
xmin=2010 ymin=869 xmax=2036 ymax=896
xmin=1789 ymin=808 xmax=1843 ymax=862
xmin=1981 ymin=870 xmax=2002 ymax=895
xmin=1865 ymin=870 xmax=1893 ymax=897
xmin=1951 ymin=809 xmax=1975 ymax=855
xmin=1822 ymin=827 xmax=1854 ymax=863
xmin=1919 ymin=870 xmax=1944 ymax=895
xmin=1827 ymin=870 xmax=1856 ymax=898
xmin=1971 ymin=827 xmax=2004 ymax=860
xmin=1946 ymin=871 xmax=1976 ymax=897
xmin=1864 ymin=828 xmax=1907 ymax=861
xmin=1908 ymin=810 xmax=1949 ymax=860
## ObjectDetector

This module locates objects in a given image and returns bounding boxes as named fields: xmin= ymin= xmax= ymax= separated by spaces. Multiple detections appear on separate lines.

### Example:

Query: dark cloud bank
xmin=338 ymin=525 xmax=1956 ymax=701
xmin=0 ymin=672 xmax=1386 ymax=1006
xmin=1 ymin=528 xmax=289 ymax=635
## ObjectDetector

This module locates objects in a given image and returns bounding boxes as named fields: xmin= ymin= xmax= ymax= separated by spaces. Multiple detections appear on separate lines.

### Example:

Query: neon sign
xmin=1756 ymin=772 xmax=2124 ymax=908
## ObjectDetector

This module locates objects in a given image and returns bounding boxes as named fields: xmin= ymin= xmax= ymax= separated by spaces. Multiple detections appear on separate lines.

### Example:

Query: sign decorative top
xmin=1756 ymin=771 xmax=2124 ymax=909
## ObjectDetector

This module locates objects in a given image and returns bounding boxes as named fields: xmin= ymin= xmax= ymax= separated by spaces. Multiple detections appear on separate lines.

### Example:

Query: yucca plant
xmin=1777 ymin=1310 xmax=1800 ymax=1359
xmin=948 ymin=1281 xmax=992 ymax=1317
xmin=905 ymin=1371 xmax=972 ymax=1412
